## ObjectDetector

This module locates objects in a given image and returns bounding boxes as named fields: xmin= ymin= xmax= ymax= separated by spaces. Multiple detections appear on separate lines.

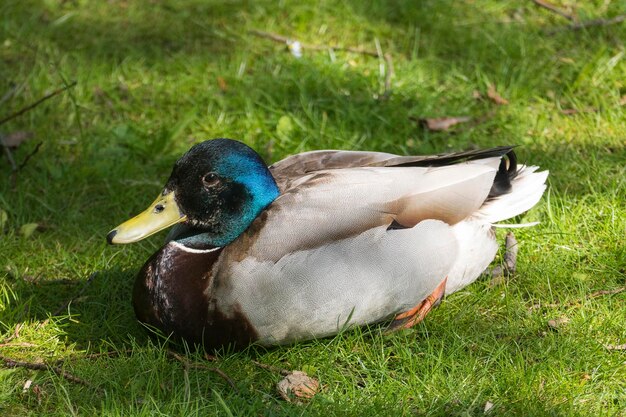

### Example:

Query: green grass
xmin=1 ymin=0 xmax=625 ymax=415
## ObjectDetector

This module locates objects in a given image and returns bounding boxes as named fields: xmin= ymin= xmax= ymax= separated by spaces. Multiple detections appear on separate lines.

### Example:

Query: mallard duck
xmin=107 ymin=138 xmax=547 ymax=350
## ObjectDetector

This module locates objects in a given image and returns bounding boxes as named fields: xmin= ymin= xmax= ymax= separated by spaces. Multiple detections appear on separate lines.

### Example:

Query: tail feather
xmin=476 ymin=165 xmax=548 ymax=224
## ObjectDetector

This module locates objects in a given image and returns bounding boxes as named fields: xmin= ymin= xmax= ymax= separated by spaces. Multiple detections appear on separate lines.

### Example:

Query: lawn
xmin=1 ymin=0 xmax=625 ymax=415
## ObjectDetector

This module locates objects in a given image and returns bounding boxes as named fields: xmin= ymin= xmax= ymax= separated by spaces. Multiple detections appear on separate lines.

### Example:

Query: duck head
xmin=107 ymin=138 xmax=279 ymax=247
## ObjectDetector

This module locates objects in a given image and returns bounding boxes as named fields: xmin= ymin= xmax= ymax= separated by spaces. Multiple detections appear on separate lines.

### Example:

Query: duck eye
xmin=202 ymin=172 xmax=220 ymax=188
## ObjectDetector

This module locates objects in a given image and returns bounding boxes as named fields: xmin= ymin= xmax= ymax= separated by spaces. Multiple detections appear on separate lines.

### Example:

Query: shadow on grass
xmin=1 ymin=267 xmax=146 ymax=348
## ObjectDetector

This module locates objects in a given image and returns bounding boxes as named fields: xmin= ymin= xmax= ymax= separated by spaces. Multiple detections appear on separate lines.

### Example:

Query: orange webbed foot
xmin=386 ymin=277 xmax=447 ymax=333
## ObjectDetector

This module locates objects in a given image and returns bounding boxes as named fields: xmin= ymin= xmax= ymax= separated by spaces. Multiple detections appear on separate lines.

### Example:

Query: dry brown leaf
xmin=420 ymin=116 xmax=471 ymax=131
xmin=472 ymin=90 xmax=483 ymax=99
xmin=217 ymin=76 xmax=228 ymax=92
xmin=487 ymin=85 xmax=509 ymax=105
xmin=603 ymin=343 xmax=626 ymax=351
xmin=277 ymin=370 xmax=320 ymax=403
xmin=32 ymin=384 xmax=44 ymax=404
xmin=547 ymin=316 xmax=570 ymax=329
xmin=619 ymin=95 xmax=626 ymax=106
xmin=1 ymin=131 xmax=33 ymax=148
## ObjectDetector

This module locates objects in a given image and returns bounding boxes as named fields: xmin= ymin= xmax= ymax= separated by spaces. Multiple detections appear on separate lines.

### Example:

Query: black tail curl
xmin=488 ymin=149 xmax=517 ymax=199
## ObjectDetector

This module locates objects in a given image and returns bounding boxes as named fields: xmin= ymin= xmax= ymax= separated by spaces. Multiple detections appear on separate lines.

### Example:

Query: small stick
xmin=0 ymin=354 xmax=91 ymax=387
xmin=531 ymin=0 xmax=575 ymax=21
xmin=9 ymin=142 xmax=43 ymax=188
xmin=251 ymin=359 xmax=290 ymax=376
xmin=0 ymin=81 xmax=77 ymax=126
xmin=17 ymin=142 xmax=42 ymax=171
xmin=569 ymin=14 xmax=626 ymax=30
xmin=167 ymin=350 xmax=238 ymax=392
xmin=589 ymin=286 xmax=626 ymax=298
xmin=207 ymin=367 xmax=238 ymax=391
xmin=0 ymin=342 xmax=37 ymax=348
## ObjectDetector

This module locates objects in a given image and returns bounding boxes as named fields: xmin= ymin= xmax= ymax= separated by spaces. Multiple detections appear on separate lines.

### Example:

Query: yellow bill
xmin=107 ymin=192 xmax=187 ymax=244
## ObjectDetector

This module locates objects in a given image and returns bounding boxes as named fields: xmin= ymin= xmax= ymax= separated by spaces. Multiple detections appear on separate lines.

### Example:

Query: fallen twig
xmin=9 ymin=141 xmax=43 ymax=188
xmin=589 ymin=286 xmax=626 ymax=298
xmin=167 ymin=350 xmax=238 ymax=392
xmin=0 ymin=354 xmax=91 ymax=387
xmin=569 ymin=14 xmax=626 ymax=30
xmin=251 ymin=359 xmax=290 ymax=376
xmin=531 ymin=0 xmax=626 ymax=32
xmin=249 ymin=29 xmax=394 ymax=97
xmin=207 ymin=367 xmax=238 ymax=391
xmin=17 ymin=142 xmax=42 ymax=171
xmin=0 ymin=342 xmax=37 ymax=348
xmin=0 ymin=81 xmax=77 ymax=126
xmin=531 ymin=0 xmax=575 ymax=21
